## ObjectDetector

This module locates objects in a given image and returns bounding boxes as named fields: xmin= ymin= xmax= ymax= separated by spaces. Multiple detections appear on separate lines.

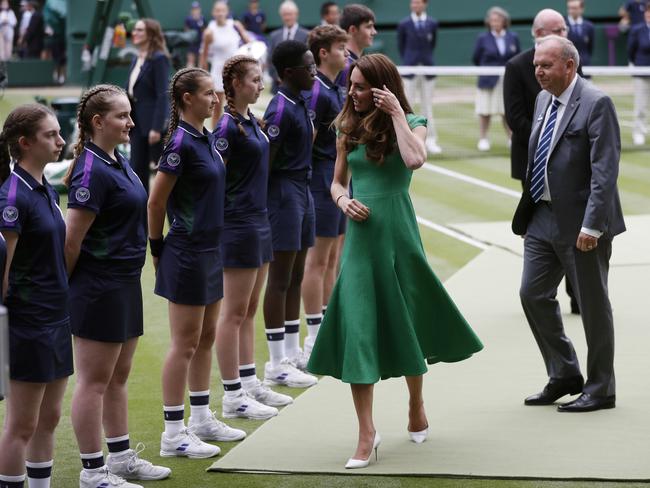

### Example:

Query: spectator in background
xmin=566 ymin=0 xmax=594 ymax=70
xmin=185 ymin=1 xmax=206 ymax=68
xmin=268 ymin=1 xmax=309 ymax=93
xmin=619 ymin=0 xmax=647 ymax=32
xmin=241 ymin=0 xmax=266 ymax=38
xmin=335 ymin=4 xmax=376 ymax=93
xmin=0 ymin=0 xmax=16 ymax=61
xmin=397 ymin=0 xmax=441 ymax=155
xmin=627 ymin=7 xmax=650 ymax=145
xmin=472 ymin=6 xmax=520 ymax=152
xmin=321 ymin=2 xmax=340 ymax=26
xmin=18 ymin=0 xmax=44 ymax=59
xmin=43 ymin=0 xmax=67 ymax=84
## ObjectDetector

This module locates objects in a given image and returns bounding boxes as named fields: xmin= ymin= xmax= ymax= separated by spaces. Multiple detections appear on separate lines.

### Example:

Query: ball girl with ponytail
xmin=64 ymin=84 xmax=170 ymax=488
xmin=213 ymin=55 xmax=293 ymax=421
xmin=0 ymin=104 xmax=69 ymax=488
xmin=148 ymin=67 xmax=245 ymax=459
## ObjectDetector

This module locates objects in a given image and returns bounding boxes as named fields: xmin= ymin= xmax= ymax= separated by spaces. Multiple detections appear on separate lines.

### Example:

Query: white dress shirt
xmin=283 ymin=24 xmax=298 ymax=41
xmin=491 ymin=30 xmax=506 ymax=56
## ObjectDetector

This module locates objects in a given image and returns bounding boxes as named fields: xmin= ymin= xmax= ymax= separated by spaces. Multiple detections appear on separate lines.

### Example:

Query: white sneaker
xmin=79 ymin=466 xmax=143 ymax=488
xmin=477 ymin=138 xmax=491 ymax=151
xmin=287 ymin=349 xmax=310 ymax=371
xmin=107 ymin=443 xmax=171 ymax=480
xmin=303 ymin=335 xmax=316 ymax=355
xmin=264 ymin=358 xmax=318 ymax=388
xmin=244 ymin=378 xmax=293 ymax=407
xmin=159 ymin=428 xmax=220 ymax=459
xmin=426 ymin=139 xmax=442 ymax=155
xmin=633 ymin=133 xmax=646 ymax=146
xmin=222 ymin=390 xmax=278 ymax=420
xmin=188 ymin=411 xmax=246 ymax=441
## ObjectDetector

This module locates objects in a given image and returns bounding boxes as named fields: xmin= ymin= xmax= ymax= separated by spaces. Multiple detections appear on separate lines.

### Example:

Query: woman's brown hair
xmin=164 ymin=67 xmax=212 ymax=145
xmin=221 ymin=55 xmax=265 ymax=135
xmin=139 ymin=18 xmax=170 ymax=59
xmin=63 ymin=84 xmax=126 ymax=187
xmin=335 ymin=53 xmax=413 ymax=165
xmin=0 ymin=104 xmax=55 ymax=183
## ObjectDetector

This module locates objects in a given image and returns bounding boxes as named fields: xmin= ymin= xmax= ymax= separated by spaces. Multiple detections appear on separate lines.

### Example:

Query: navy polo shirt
xmin=242 ymin=10 xmax=265 ymax=35
xmin=158 ymin=120 xmax=226 ymax=250
xmin=626 ymin=0 xmax=647 ymax=26
xmin=214 ymin=109 xmax=270 ymax=216
xmin=334 ymin=51 xmax=358 ymax=97
xmin=0 ymin=166 xmax=68 ymax=327
xmin=263 ymin=89 xmax=314 ymax=174
xmin=67 ymin=141 xmax=148 ymax=278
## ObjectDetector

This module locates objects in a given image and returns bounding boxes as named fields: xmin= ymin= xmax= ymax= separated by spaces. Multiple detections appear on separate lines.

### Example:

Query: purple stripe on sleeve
xmin=216 ymin=116 xmax=230 ymax=138
xmin=172 ymin=128 xmax=184 ymax=151
xmin=6 ymin=174 xmax=17 ymax=206
xmin=272 ymin=96 xmax=286 ymax=127
xmin=81 ymin=150 xmax=94 ymax=187
xmin=310 ymin=81 xmax=321 ymax=112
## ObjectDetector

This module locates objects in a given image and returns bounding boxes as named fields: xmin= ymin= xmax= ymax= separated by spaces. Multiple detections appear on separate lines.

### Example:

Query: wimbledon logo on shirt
xmin=75 ymin=187 xmax=91 ymax=203
xmin=215 ymin=138 xmax=229 ymax=151
xmin=267 ymin=125 xmax=280 ymax=138
xmin=2 ymin=206 xmax=18 ymax=223
xmin=167 ymin=153 xmax=181 ymax=167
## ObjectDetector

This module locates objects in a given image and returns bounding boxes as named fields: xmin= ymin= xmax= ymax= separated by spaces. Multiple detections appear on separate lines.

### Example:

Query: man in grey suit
xmin=268 ymin=0 xmax=310 ymax=93
xmin=512 ymin=36 xmax=625 ymax=412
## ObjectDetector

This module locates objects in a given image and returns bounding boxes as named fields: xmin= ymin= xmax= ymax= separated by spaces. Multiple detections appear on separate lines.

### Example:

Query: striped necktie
xmin=530 ymin=98 xmax=561 ymax=203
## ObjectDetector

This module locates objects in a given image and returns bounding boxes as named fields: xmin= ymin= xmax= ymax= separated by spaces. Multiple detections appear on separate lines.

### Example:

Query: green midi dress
xmin=306 ymin=114 xmax=483 ymax=384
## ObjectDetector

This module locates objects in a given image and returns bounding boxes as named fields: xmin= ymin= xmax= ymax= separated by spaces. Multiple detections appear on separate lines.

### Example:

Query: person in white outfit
xmin=200 ymin=0 xmax=250 ymax=127
xmin=0 ymin=0 xmax=17 ymax=61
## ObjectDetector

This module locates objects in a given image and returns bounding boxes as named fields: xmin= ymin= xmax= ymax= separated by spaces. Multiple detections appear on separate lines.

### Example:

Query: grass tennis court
xmin=1 ymin=77 xmax=649 ymax=487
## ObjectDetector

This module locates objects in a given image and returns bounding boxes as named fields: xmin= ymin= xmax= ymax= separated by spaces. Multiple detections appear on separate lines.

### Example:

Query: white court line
xmin=423 ymin=163 xmax=521 ymax=199
xmin=416 ymin=215 xmax=489 ymax=250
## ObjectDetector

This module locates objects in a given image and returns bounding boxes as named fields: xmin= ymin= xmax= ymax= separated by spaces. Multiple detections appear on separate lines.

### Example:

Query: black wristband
xmin=149 ymin=237 xmax=164 ymax=257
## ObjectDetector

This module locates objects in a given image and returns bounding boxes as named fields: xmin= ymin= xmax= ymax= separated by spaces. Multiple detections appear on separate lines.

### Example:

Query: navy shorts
xmin=155 ymin=242 xmax=224 ymax=305
xmin=312 ymin=190 xmax=346 ymax=238
xmin=222 ymin=212 xmax=273 ymax=268
xmin=9 ymin=321 xmax=73 ymax=382
xmin=70 ymin=267 xmax=144 ymax=343
xmin=268 ymin=177 xmax=315 ymax=252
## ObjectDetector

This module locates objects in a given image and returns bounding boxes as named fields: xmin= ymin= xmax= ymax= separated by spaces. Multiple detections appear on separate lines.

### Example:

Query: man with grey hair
xmin=268 ymin=0 xmax=310 ymax=93
xmin=504 ymin=8 xmax=582 ymax=315
xmin=512 ymin=35 xmax=625 ymax=413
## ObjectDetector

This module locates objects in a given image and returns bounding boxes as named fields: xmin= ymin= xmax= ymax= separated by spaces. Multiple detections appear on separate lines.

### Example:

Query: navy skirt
xmin=70 ymin=266 xmax=144 ymax=343
xmin=10 ymin=320 xmax=73 ymax=382
xmin=222 ymin=212 xmax=273 ymax=268
xmin=155 ymin=242 xmax=224 ymax=305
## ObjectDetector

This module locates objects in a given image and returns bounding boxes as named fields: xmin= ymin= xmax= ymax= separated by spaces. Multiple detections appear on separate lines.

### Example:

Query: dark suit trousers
xmin=520 ymin=203 xmax=615 ymax=397
xmin=130 ymin=131 xmax=162 ymax=194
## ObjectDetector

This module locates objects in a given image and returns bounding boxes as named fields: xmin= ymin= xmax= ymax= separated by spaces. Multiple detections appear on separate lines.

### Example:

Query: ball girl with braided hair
xmin=148 ymin=67 xmax=245 ymax=459
xmin=212 ymin=55 xmax=293 ymax=420
xmin=0 ymin=104 xmax=69 ymax=488
xmin=63 ymin=84 xmax=170 ymax=488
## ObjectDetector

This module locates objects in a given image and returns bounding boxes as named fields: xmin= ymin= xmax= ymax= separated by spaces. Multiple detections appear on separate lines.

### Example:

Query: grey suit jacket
xmin=512 ymin=76 xmax=626 ymax=242
xmin=268 ymin=25 xmax=310 ymax=92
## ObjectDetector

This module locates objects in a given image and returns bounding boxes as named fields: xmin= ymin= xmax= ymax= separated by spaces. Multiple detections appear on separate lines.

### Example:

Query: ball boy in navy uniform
xmin=213 ymin=55 xmax=293 ymax=420
xmin=64 ymin=85 xmax=170 ymax=488
xmin=0 ymin=104 xmax=69 ymax=488
xmin=335 ymin=4 xmax=376 ymax=97
xmin=148 ymin=68 xmax=245 ymax=460
xmin=261 ymin=40 xmax=319 ymax=388
xmin=301 ymin=25 xmax=348 ymax=363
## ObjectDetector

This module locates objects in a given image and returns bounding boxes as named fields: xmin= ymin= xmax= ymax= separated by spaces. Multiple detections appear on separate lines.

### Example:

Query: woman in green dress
xmin=306 ymin=54 xmax=483 ymax=469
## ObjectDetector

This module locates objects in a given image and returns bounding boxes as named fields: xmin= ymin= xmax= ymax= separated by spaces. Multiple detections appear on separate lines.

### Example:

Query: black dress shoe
xmin=570 ymin=298 xmax=580 ymax=315
xmin=557 ymin=393 xmax=616 ymax=412
xmin=524 ymin=376 xmax=584 ymax=405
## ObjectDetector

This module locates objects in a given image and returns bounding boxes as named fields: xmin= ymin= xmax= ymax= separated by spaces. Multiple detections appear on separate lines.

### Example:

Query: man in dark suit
xmin=627 ymin=8 xmax=650 ymax=145
xmin=512 ymin=36 xmax=625 ymax=413
xmin=397 ymin=0 xmax=441 ymax=154
xmin=566 ymin=0 xmax=595 ymax=67
xmin=19 ymin=0 xmax=43 ymax=59
xmin=268 ymin=0 xmax=309 ymax=93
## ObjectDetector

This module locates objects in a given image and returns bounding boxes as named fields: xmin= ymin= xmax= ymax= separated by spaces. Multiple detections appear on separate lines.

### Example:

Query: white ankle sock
xmin=266 ymin=327 xmax=285 ymax=366
xmin=163 ymin=405 xmax=185 ymax=437
xmin=26 ymin=460 xmax=52 ymax=488
xmin=239 ymin=364 xmax=258 ymax=389
xmin=189 ymin=390 xmax=210 ymax=422
xmin=284 ymin=319 xmax=301 ymax=357
xmin=222 ymin=378 xmax=242 ymax=399
xmin=305 ymin=313 xmax=322 ymax=341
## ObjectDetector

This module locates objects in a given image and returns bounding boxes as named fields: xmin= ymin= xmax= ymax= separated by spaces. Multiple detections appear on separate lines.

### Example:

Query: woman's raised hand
xmin=371 ymin=85 xmax=403 ymax=117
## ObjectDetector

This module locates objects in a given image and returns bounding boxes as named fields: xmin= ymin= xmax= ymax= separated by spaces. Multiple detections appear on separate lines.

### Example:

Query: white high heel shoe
xmin=408 ymin=426 xmax=429 ymax=444
xmin=344 ymin=432 xmax=381 ymax=469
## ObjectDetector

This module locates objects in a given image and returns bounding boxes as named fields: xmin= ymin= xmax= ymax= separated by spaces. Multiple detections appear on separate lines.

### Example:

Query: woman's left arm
xmin=234 ymin=20 xmax=252 ymax=44
xmin=372 ymin=85 xmax=427 ymax=169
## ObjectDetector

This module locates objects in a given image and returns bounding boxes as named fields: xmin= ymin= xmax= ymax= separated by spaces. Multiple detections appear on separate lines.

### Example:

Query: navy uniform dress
xmin=67 ymin=142 xmax=148 ymax=342
xmin=0 ymin=166 xmax=72 ymax=382
xmin=214 ymin=108 xmax=273 ymax=268
xmin=304 ymin=71 xmax=345 ymax=238
xmin=263 ymin=89 xmax=315 ymax=252
xmin=154 ymin=120 xmax=226 ymax=305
